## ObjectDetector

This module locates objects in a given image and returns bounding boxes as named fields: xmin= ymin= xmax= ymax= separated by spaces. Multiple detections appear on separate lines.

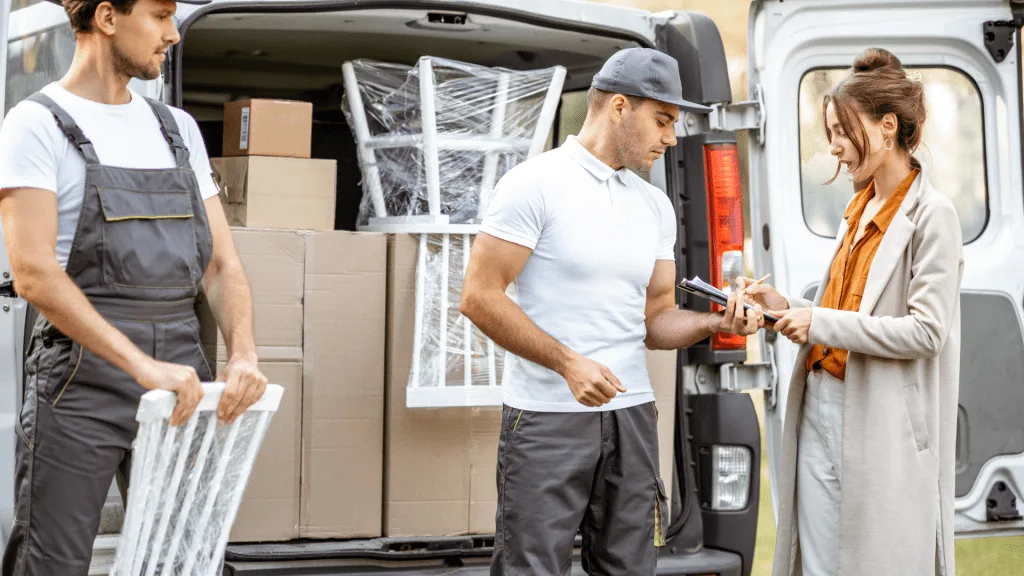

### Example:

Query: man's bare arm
xmin=460 ymin=233 xmax=625 ymax=407
xmin=200 ymin=197 xmax=266 ymax=423
xmin=644 ymin=260 xmax=762 ymax=350
xmin=460 ymin=233 xmax=572 ymax=373
xmin=0 ymin=188 xmax=202 ymax=425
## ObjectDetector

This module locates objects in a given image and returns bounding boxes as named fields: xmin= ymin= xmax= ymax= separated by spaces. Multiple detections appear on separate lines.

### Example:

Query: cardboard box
xmin=648 ymin=348 xmax=678 ymax=514
xmin=468 ymin=407 xmax=502 ymax=534
xmin=211 ymin=157 xmax=337 ymax=231
xmin=224 ymin=353 xmax=303 ymax=543
xmin=381 ymin=235 xmax=518 ymax=536
xmin=199 ymin=228 xmax=306 ymax=353
xmin=385 ymin=234 xmax=470 ymax=536
xmin=223 ymin=99 xmax=313 ymax=158
xmin=300 ymin=231 xmax=387 ymax=539
xmin=199 ymin=228 xmax=307 ymax=542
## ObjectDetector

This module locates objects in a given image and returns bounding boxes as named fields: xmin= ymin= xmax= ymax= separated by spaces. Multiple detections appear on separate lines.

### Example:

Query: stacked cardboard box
xmin=300 ymin=232 xmax=386 ymax=539
xmin=199 ymin=229 xmax=306 ymax=543
xmin=201 ymin=228 xmax=387 ymax=543
xmin=383 ymin=235 xmax=500 ymax=536
xmin=213 ymin=99 xmax=337 ymax=231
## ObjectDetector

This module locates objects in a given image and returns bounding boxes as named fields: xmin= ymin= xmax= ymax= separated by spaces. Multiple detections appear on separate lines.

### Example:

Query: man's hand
xmin=714 ymin=289 xmax=764 ymax=336
xmin=560 ymin=353 xmax=627 ymax=408
xmin=133 ymin=359 xmax=205 ymax=427
xmin=217 ymin=354 xmax=268 ymax=424
xmin=772 ymin=307 xmax=813 ymax=344
xmin=733 ymin=276 xmax=790 ymax=312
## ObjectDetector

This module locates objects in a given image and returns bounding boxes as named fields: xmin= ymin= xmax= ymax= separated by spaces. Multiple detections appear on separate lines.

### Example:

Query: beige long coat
xmin=771 ymin=168 xmax=963 ymax=576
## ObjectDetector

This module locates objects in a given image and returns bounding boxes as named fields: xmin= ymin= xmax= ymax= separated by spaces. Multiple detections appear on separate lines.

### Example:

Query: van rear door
xmin=748 ymin=0 xmax=1024 ymax=537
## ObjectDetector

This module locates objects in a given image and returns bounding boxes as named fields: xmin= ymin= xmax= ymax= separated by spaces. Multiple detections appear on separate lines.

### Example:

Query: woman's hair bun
xmin=851 ymin=48 xmax=903 ymax=74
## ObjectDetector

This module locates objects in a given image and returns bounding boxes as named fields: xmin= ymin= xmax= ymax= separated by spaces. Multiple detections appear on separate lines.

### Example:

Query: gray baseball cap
xmin=591 ymin=48 xmax=712 ymax=114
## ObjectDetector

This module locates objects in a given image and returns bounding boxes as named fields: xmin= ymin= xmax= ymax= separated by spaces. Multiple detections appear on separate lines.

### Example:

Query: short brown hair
xmin=62 ymin=0 xmax=140 ymax=33
xmin=823 ymin=48 xmax=926 ymax=183
xmin=587 ymin=87 xmax=646 ymax=112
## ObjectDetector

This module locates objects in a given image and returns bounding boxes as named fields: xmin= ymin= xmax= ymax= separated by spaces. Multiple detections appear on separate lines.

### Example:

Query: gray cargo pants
xmin=491 ymin=401 xmax=669 ymax=575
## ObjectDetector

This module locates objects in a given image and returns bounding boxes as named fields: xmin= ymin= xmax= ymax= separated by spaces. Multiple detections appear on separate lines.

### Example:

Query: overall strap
xmin=145 ymin=98 xmax=190 ymax=169
xmin=25 ymin=93 xmax=101 ymax=165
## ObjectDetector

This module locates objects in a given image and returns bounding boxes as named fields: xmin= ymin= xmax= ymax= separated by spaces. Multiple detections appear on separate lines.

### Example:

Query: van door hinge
xmin=984 ymin=13 xmax=1024 ymax=63
xmin=0 ymin=271 xmax=13 ymax=299
xmin=678 ymin=84 xmax=765 ymax=145
xmin=695 ymin=358 xmax=773 ymax=395
xmin=986 ymin=481 xmax=1022 ymax=522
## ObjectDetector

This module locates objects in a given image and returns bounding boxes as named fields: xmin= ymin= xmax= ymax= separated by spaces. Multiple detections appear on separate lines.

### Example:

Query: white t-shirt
xmin=0 ymin=83 xmax=219 ymax=269
xmin=480 ymin=135 xmax=677 ymax=412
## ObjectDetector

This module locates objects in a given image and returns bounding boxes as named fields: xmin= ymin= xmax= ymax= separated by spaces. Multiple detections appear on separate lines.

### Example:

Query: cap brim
xmin=662 ymin=97 xmax=713 ymax=114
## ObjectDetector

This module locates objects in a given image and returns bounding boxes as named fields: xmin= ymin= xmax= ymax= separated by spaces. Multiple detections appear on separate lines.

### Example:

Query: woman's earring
xmin=884 ymin=137 xmax=894 ymax=151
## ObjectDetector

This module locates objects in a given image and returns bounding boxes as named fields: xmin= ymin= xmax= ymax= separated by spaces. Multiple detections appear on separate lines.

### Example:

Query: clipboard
xmin=677 ymin=276 xmax=780 ymax=325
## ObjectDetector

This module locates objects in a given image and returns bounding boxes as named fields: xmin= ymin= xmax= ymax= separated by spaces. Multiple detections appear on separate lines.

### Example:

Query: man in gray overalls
xmin=0 ymin=0 xmax=268 ymax=573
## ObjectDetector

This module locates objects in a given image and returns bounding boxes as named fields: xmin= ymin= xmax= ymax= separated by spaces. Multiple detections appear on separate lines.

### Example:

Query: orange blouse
xmin=805 ymin=169 xmax=920 ymax=380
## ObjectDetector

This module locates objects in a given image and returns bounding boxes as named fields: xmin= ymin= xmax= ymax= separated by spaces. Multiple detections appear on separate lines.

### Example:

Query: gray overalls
xmin=2 ymin=93 xmax=214 ymax=576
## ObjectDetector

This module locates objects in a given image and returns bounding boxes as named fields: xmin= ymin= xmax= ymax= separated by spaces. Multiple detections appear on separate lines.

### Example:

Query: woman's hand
xmin=772 ymin=307 xmax=813 ymax=344
xmin=734 ymin=277 xmax=790 ymax=313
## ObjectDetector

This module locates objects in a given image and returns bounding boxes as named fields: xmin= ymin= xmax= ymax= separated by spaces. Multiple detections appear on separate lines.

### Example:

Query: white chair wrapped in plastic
xmin=342 ymin=56 xmax=564 ymax=408
xmin=110 ymin=383 xmax=283 ymax=576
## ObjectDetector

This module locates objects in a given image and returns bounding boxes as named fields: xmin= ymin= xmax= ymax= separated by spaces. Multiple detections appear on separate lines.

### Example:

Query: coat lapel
xmin=858 ymin=169 xmax=925 ymax=314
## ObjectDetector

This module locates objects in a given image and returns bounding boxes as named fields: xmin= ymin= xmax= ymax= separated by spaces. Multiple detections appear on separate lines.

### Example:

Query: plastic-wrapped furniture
xmin=110 ymin=383 xmax=283 ymax=576
xmin=343 ymin=57 xmax=564 ymax=408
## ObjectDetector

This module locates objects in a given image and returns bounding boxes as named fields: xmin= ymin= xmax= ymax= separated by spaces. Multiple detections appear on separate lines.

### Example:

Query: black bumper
xmin=223 ymin=545 xmax=742 ymax=575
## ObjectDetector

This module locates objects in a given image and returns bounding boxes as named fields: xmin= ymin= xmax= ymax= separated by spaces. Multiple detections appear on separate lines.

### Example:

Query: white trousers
xmin=797 ymin=370 xmax=845 ymax=576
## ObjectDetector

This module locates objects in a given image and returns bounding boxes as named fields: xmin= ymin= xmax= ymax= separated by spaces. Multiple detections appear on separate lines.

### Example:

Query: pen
xmin=739 ymin=273 xmax=771 ymax=294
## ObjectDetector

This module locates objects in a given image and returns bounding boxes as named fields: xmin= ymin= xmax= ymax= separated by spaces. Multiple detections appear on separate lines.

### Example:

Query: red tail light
xmin=703 ymin=143 xmax=746 ymax=351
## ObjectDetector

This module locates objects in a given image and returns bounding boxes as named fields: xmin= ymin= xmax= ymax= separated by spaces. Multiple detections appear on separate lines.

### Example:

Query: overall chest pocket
xmin=98 ymin=188 xmax=199 ymax=289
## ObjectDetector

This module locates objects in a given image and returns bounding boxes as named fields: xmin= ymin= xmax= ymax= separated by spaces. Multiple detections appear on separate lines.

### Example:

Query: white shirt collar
xmin=562 ymin=136 xmax=629 ymax=183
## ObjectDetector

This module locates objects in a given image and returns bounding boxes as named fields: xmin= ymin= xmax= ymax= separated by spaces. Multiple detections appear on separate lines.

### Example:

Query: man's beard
xmin=112 ymin=43 xmax=160 ymax=81
xmin=617 ymin=122 xmax=651 ymax=174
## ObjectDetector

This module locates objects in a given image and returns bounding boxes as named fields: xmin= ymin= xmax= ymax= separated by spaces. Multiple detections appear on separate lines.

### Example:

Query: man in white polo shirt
xmin=461 ymin=48 xmax=764 ymax=575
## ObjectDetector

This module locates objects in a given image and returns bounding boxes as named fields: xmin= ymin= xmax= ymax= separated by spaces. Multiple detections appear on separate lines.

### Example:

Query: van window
xmin=798 ymin=67 xmax=987 ymax=243
xmin=4 ymin=23 xmax=75 ymax=116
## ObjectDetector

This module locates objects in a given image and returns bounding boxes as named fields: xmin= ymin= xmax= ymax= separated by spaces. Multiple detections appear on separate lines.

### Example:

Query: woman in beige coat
xmin=740 ymin=48 xmax=963 ymax=576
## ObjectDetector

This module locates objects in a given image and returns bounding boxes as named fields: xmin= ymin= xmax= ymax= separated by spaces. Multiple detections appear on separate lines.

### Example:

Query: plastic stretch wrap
xmin=111 ymin=384 xmax=283 ymax=576
xmin=342 ymin=57 xmax=565 ymax=226
xmin=413 ymin=234 xmax=505 ymax=391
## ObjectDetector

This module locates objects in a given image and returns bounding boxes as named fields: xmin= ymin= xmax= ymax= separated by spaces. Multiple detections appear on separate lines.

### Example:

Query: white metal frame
xmin=405 ymin=232 xmax=502 ymax=408
xmin=343 ymin=56 xmax=565 ymax=233
xmin=343 ymin=56 xmax=564 ymax=407
xmin=111 ymin=383 xmax=283 ymax=576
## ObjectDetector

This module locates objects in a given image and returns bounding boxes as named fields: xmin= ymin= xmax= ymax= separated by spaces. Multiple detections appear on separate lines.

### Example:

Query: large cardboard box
xmin=211 ymin=157 xmax=337 ymax=232
xmin=300 ymin=231 xmax=387 ymax=539
xmin=648 ymin=348 xmax=678 ymax=515
xmin=199 ymin=228 xmax=306 ymax=353
xmin=385 ymin=234 xmax=470 ymax=536
xmin=223 ymin=99 xmax=313 ymax=158
xmin=222 ymin=352 xmax=303 ymax=543
xmin=199 ymin=228 xmax=307 ymax=543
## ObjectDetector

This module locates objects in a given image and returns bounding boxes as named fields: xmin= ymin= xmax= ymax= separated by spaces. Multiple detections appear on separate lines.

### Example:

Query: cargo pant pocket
xmin=50 ymin=342 xmax=83 ymax=407
xmin=654 ymin=475 xmax=669 ymax=547
xmin=15 ymin=420 xmax=31 ymax=451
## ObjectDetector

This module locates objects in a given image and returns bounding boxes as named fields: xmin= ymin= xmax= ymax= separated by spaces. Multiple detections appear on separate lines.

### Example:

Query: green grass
xmin=748 ymin=391 xmax=1024 ymax=576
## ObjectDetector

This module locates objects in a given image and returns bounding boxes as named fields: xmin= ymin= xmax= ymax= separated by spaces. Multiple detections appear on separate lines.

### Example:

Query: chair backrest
xmin=111 ymin=383 xmax=284 ymax=576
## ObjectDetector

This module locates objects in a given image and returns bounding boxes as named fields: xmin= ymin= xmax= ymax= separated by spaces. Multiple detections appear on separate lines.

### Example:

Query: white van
xmin=0 ymin=0 xmax=1021 ymax=574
